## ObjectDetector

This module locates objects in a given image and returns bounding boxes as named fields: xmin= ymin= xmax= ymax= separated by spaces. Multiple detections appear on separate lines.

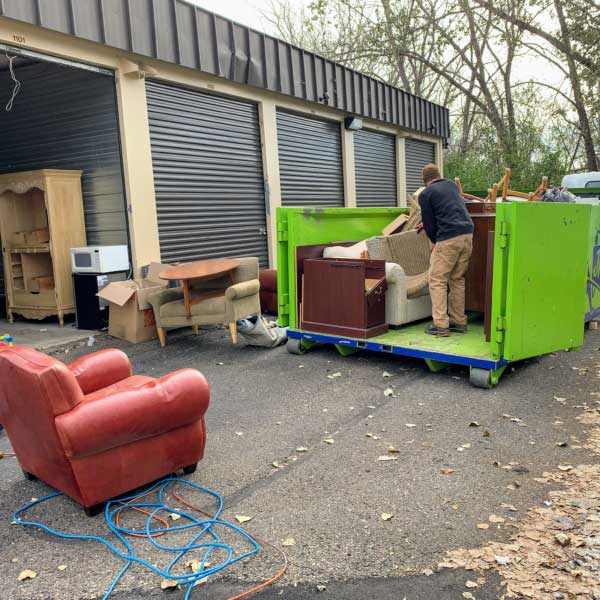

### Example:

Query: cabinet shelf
xmin=10 ymin=245 xmax=51 ymax=254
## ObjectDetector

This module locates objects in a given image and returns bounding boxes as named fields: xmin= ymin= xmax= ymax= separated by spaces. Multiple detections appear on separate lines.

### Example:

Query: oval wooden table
xmin=159 ymin=258 xmax=241 ymax=321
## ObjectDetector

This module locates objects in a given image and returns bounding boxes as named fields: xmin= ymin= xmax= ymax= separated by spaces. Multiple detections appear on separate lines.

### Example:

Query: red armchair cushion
xmin=0 ymin=346 xmax=84 ymax=416
xmin=68 ymin=349 xmax=132 ymax=395
xmin=56 ymin=369 xmax=209 ymax=459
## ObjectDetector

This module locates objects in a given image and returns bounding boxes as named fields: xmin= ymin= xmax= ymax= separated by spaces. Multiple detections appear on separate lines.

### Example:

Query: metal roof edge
xmin=0 ymin=0 xmax=449 ymax=139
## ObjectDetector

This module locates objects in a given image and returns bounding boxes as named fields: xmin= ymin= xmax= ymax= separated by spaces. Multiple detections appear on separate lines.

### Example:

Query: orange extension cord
xmin=113 ymin=482 xmax=289 ymax=599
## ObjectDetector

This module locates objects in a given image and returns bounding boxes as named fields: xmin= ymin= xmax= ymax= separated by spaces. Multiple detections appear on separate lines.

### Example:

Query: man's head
xmin=422 ymin=163 xmax=441 ymax=186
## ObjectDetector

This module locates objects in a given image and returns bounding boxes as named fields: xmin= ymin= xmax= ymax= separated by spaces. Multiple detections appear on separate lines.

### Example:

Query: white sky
xmin=189 ymin=0 xmax=307 ymax=32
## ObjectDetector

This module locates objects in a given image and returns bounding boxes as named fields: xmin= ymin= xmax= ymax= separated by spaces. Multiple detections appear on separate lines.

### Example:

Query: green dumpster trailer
xmin=277 ymin=203 xmax=599 ymax=388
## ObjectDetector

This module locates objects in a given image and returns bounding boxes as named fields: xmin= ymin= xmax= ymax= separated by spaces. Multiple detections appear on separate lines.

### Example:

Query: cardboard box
xmin=382 ymin=214 xmax=409 ymax=236
xmin=96 ymin=263 xmax=170 ymax=344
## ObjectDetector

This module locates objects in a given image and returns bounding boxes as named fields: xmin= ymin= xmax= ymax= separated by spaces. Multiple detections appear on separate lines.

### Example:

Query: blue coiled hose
xmin=12 ymin=477 xmax=260 ymax=600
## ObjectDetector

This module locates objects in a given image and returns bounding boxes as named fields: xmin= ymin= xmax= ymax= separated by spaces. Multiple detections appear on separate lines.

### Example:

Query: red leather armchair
xmin=0 ymin=346 xmax=209 ymax=514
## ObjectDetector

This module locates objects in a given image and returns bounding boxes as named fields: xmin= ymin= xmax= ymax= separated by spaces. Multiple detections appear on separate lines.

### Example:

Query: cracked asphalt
xmin=0 ymin=326 xmax=598 ymax=599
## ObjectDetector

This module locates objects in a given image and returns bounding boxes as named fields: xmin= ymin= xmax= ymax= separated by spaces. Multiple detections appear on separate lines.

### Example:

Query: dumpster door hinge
xmin=277 ymin=225 xmax=288 ymax=242
xmin=498 ymin=221 xmax=509 ymax=249
xmin=495 ymin=315 xmax=506 ymax=343
xmin=278 ymin=293 xmax=289 ymax=317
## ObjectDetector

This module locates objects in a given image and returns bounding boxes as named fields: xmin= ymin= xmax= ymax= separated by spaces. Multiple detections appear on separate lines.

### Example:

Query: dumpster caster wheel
xmin=470 ymin=368 xmax=492 ymax=389
xmin=286 ymin=338 xmax=306 ymax=355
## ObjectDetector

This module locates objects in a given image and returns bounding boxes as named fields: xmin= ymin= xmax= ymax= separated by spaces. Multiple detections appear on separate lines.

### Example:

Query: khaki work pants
xmin=429 ymin=233 xmax=473 ymax=329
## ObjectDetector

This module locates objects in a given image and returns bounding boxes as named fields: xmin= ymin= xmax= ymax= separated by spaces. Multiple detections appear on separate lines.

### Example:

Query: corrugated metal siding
xmin=277 ymin=110 xmax=344 ymax=207
xmin=146 ymin=79 xmax=268 ymax=266
xmin=405 ymin=138 xmax=436 ymax=195
xmin=0 ymin=61 xmax=127 ymax=300
xmin=0 ymin=0 xmax=449 ymax=140
xmin=354 ymin=129 xmax=397 ymax=207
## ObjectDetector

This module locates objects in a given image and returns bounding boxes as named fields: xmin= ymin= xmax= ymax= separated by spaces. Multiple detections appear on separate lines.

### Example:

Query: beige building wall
xmin=0 ymin=18 xmax=443 ymax=271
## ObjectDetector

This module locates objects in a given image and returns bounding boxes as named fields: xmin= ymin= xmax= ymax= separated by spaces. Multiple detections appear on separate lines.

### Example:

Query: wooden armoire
xmin=0 ymin=170 xmax=86 ymax=326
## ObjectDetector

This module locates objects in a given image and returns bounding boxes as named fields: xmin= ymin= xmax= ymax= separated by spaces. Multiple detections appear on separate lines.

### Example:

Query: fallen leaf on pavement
xmin=160 ymin=579 xmax=178 ymax=590
xmin=422 ymin=568 xmax=434 ymax=576
xmin=327 ymin=372 xmax=342 ymax=379
xmin=282 ymin=537 xmax=296 ymax=546
xmin=463 ymin=593 xmax=474 ymax=599
xmin=440 ymin=468 xmax=455 ymax=475
xmin=18 ymin=570 xmax=37 ymax=581
xmin=382 ymin=371 xmax=392 ymax=378
xmin=169 ymin=513 xmax=181 ymax=521
xmin=477 ymin=523 xmax=489 ymax=530
xmin=387 ymin=446 xmax=400 ymax=453
xmin=381 ymin=513 xmax=394 ymax=521
xmin=296 ymin=447 xmax=308 ymax=453
xmin=555 ymin=441 xmax=568 ymax=447
xmin=499 ymin=503 xmax=517 ymax=512
xmin=272 ymin=461 xmax=285 ymax=469
xmin=465 ymin=580 xmax=478 ymax=588
xmin=405 ymin=423 xmax=417 ymax=428
xmin=323 ymin=438 xmax=335 ymax=444
xmin=489 ymin=514 xmax=505 ymax=523
xmin=558 ymin=464 xmax=574 ymax=471
xmin=378 ymin=455 xmax=399 ymax=461
xmin=317 ymin=585 xmax=327 ymax=592
xmin=384 ymin=387 xmax=395 ymax=397
xmin=57 ymin=565 xmax=66 ymax=571
xmin=235 ymin=515 xmax=253 ymax=524
xmin=468 ymin=421 xmax=480 ymax=427
xmin=494 ymin=555 xmax=511 ymax=565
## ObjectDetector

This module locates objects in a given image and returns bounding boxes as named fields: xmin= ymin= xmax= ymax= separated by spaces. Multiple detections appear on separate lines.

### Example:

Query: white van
xmin=561 ymin=172 xmax=600 ymax=204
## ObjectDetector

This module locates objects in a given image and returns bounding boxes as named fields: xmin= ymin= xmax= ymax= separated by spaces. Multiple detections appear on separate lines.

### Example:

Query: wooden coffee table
xmin=159 ymin=258 xmax=240 ymax=320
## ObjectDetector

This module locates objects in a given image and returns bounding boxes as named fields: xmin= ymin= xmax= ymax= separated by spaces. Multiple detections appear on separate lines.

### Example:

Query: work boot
xmin=449 ymin=323 xmax=468 ymax=333
xmin=425 ymin=324 xmax=451 ymax=337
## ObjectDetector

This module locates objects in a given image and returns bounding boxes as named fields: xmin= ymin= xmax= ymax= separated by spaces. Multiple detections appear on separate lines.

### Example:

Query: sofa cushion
xmin=160 ymin=295 xmax=226 ymax=319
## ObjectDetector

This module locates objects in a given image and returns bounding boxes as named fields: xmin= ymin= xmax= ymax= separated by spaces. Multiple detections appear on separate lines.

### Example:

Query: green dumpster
xmin=277 ymin=203 xmax=591 ymax=387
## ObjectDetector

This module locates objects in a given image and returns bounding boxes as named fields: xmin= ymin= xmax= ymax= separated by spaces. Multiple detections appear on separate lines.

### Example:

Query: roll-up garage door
xmin=354 ymin=129 xmax=397 ymax=207
xmin=405 ymin=139 xmax=436 ymax=195
xmin=277 ymin=110 xmax=344 ymax=207
xmin=146 ymin=80 xmax=268 ymax=266
xmin=0 ymin=60 xmax=127 ymax=312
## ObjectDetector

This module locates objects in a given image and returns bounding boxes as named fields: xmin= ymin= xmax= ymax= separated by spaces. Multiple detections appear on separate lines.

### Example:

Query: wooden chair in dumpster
xmin=0 ymin=346 xmax=209 ymax=515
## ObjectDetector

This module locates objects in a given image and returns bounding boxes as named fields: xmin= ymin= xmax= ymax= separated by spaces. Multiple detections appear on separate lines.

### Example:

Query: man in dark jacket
xmin=418 ymin=164 xmax=474 ymax=336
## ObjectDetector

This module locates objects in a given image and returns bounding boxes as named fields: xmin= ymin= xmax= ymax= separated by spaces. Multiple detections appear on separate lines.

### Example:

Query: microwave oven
xmin=70 ymin=245 xmax=129 ymax=274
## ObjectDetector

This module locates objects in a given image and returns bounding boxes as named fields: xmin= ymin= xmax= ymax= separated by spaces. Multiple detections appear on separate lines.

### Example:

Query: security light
xmin=344 ymin=116 xmax=363 ymax=131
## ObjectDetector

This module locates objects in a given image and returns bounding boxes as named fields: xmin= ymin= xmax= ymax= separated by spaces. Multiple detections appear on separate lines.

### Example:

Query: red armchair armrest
xmin=68 ymin=349 xmax=132 ymax=395
xmin=56 ymin=369 xmax=209 ymax=459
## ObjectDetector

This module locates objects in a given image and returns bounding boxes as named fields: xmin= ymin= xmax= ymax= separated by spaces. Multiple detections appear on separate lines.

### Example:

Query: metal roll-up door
xmin=405 ymin=138 xmax=436 ymax=195
xmin=0 ymin=61 xmax=128 ymax=307
xmin=277 ymin=110 xmax=344 ymax=207
xmin=354 ymin=129 xmax=397 ymax=207
xmin=146 ymin=80 xmax=268 ymax=266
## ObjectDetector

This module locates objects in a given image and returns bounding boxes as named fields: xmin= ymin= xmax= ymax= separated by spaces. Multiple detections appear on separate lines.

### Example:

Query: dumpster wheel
xmin=286 ymin=338 xmax=306 ymax=355
xmin=470 ymin=368 xmax=492 ymax=389
xmin=470 ymin=366 xmax=506 ymax=388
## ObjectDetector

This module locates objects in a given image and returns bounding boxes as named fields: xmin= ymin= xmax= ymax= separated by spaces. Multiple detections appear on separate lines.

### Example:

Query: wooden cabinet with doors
xmin=0 ymin=170 xmax=86 ymax=326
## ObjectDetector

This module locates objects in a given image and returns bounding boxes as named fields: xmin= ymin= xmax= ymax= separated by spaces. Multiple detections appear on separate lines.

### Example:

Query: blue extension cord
xmin=13 ymin=477 xmax=260 ymax=600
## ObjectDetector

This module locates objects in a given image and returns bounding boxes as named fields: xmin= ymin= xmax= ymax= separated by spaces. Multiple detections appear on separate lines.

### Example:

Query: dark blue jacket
xmin=418 ymin=179 xmax=474 ymax=243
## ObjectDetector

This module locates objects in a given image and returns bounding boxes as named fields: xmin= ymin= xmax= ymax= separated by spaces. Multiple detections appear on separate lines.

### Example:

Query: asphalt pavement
xmin=1 ymin=325 xmax=598 ymax=599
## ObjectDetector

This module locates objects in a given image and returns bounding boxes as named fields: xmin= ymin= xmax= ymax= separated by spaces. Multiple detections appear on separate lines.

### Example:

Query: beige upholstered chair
xmin=366 ymin=229 xmax=432 ymax=327
xmin=148 ymin=257 xmax=261 ymax=347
